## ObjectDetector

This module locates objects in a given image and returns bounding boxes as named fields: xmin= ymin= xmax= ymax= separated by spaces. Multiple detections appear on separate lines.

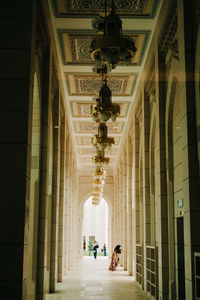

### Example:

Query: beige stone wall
xmin=113 ymin=1 xmax=200 ymax=299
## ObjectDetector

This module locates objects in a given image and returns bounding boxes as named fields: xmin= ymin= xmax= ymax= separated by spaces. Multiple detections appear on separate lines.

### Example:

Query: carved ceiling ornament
xmin=135 ymin=100 xmax=142 ymax=124
xmin=36 ymin=0 xmax=50 ymax=56
xmin=67 ymin=74 xmax=132 ymax=96
xmin=51 ymin=59 xmax=59 ymax=98
xmin=144 ymin=60 xmax=155 ymax=96
xmin=71 ymin=102 xmax=129 ymax=118
xmin=159 ymin=5 xmax=178 ymax=59
xmin=54 ymin=0 xmax=154 ymax=16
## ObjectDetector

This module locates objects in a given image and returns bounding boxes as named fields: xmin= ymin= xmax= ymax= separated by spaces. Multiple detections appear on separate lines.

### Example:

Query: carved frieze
xmin=159 ymin=5 xmax=178 ymax=59
xmin=144 ymin=60 xmax=155 ymax=97
xmin=36 ymin=0 xmax=50 ymax=56
xmin=135 ymin=100 xmax=142 ymax=124
xmin=53 ymin=0 xmax=155 ymax=16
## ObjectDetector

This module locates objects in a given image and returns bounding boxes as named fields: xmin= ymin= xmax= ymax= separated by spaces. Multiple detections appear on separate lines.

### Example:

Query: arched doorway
xmin=82 ymin=197 xmax=108 ymax=256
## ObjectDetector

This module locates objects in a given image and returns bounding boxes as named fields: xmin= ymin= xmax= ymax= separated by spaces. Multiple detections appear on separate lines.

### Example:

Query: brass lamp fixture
xmin=91 ymin=79 xmax=120 ymax=123
xmin=91 ymin=166 xmax=106 ymax=205
xmin=93 ymin=166 xmax=106 ymax=179
xmin=92 ymin=178 xmax=105 ymax=186
xmin=91 ymin=123 xmax=115 ymax=151
xmin=92 ymin=150 xmax=109 ymax=165
xmin=90 ymin=0 xmax=137 ymax=71
xmin=90 ymin=0 xmax=132 ymax=205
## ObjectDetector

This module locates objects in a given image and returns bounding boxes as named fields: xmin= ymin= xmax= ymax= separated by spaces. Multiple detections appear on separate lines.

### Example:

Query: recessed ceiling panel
xmin=58 ymin=31 xmax=149 ymax=65
xmin=76 ymin=136 xmax=120 ymax=146
xmin=71 ymin=101 xmax=129 ymax=118
xmin=74 ymin=121 xmax=124 ymax=134
xmin=78 ymin=146 xmax=117 ymax=156
xmin=67 ymin=74 xmax=136 ymax=96
xmin=53 ymin=0 xmax=158 ymax=17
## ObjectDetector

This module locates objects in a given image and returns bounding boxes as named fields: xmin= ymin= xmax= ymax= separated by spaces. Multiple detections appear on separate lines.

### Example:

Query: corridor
xmin=1 ymin=1 xmax=200 ymax=300
xmin=45 ymin=257 xmax=150 ymax=300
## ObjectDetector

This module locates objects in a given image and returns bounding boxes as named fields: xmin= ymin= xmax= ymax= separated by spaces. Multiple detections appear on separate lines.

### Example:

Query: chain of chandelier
xmin=90 ymin=0 xmax=137 ymax=205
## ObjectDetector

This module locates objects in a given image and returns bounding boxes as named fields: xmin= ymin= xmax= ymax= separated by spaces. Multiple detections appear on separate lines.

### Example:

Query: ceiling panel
xmin=53 ymin=0 xmax=158 ymax=17
xmin=58 ymin=30 xmax=150 ymax=65
xmin=49 ymin=0 xmax=161 ymax=169
xmin=66 ymin=74 xmax=136 ymax=96
xmin=74 ymin=121 xmax=124 ymax=134
xmin=71 ymin=101 xmax=129 ymax=118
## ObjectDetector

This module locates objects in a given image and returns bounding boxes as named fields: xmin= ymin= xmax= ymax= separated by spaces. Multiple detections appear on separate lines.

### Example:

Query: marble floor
xmin=45 ymin=257 xmax=151 ymax=300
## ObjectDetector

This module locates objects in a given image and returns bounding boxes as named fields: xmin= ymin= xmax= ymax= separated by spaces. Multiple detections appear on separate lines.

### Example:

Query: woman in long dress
xmin=109 ymin=244 xmax=122 ymax=271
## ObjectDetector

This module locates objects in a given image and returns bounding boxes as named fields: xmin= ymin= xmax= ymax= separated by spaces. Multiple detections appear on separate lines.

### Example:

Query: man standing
xmin=93 ymin=241 xmax=99 ymax=259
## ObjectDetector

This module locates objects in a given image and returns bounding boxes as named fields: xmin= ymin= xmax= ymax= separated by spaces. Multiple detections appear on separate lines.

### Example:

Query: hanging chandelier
xmin=90 ymin=0 xmax=137 ymax=71
xmin=90 ymin=0 xmax=135 ymax=205
xmin=91 ymin=79 xmax=120 ymax=123
xmin=91 ymin=123 xmax=115 ymax=151
xmin=92 ymin=149 xmax=109 ymax=165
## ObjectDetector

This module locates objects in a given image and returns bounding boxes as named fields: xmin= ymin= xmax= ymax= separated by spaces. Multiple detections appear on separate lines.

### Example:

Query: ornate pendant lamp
xmin=90 ymin=0 xmax=134 ymax=205
xmin=90 ymin=0 xmax=137 ymax=71
xmin=91 ymin=123 xmax=115 ymax=151
xmin=91 ymin=78 xmax=120 ymax=123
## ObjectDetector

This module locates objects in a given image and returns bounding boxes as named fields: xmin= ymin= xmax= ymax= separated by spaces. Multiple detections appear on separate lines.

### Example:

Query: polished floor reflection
xmin=45 ymin=257 xmax=150 ymax=300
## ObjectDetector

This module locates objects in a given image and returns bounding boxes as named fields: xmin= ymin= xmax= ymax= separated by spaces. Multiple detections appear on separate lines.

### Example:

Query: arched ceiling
xmin=48 ymin=0 xmax=161 ymax=173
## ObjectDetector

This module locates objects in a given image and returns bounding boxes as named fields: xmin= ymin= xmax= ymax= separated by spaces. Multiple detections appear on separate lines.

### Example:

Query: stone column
xmin=133 ymin=115 xmax=139 ymax=276
xmin=127 ymin=136 xmax=133 ymax=275
xmin=0 ymin=2 xmax=38 ymax=299
xmin=50 ymin=91 xmax=61 ymax=292
xmin=119 ymin=159 xmax=124 ymax=266
xmin=123 ymin=147 xmax=128 ymax=270
xmin=69 ymin=143 xmax=73 ymax=268
xmin=37 ymin=46 xmax=54 ymax=299
xmin=142 ymin=90 xmax=151 ymax=291
xmin=155 ymin=48 xmax=169 ymax=300
xmin=112 ymin=176 xmax=118 ymax=252
xmin=178 ymin=1 xmax=200 ymax=299
xmin=58 ymin=114 xmax=66 ymax=282
xmin=64 ymin=136 xmax=69 ymax=275
xmin=116 ymin=169 xmax=120 ymax=244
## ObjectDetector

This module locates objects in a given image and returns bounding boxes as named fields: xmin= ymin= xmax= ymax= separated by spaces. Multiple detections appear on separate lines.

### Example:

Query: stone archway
xmin=79 ymin=192 xmax=112 ymax=257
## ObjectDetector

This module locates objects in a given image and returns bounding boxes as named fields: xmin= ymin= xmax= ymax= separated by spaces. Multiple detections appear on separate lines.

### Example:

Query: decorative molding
xmin=31 ymin=156 xmax=40 ymax=169
xmin=75 ymin=121 xmax=124 ymax=134
xmin=144 ymin=60 xmax=155 ymax=96
xmin=159 ymin=5 xmax=178 ymax=59
xmin=51 ymin=59 xmax=59 ymax=98
xmin=71 ymin=101 xmax=129 ymax=118
xmin=58 ymin=29 xmax=150 ymax=66
xmin=66 ymin=74 xmax=136 ymax=96
xmin=52 ymin=0 xmax=158 ymax=17
xmin=36 ymin=0 xmax=50 ymax=56
xmin=135 ymin=100 xmax=142 ymax=123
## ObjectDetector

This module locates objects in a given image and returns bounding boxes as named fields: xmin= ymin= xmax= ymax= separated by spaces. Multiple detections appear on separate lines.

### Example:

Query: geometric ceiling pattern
xmin=71 ymin=102 xmax=129 ymax=118
xmin=66 ymin=74 xmax=136 ymax=96
xmin=74 ymin=122 xmax=123 ymax=134
xmin=59 ymin=31 xmax=150 ymax=65
xmin=50 ymin=0 xmax=160 ymax=170
xmin=52 ymin=0 xmax=158 ymax=17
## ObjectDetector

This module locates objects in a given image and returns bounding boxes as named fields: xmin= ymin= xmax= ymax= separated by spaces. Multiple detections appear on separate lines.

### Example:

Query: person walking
xmin=108 ymin=244 xmax=122 ymax=271
xmin=93 ymin=241 xmax=99 ymax=259
xmin=103 ymin=244 xmax=106 ymax=256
